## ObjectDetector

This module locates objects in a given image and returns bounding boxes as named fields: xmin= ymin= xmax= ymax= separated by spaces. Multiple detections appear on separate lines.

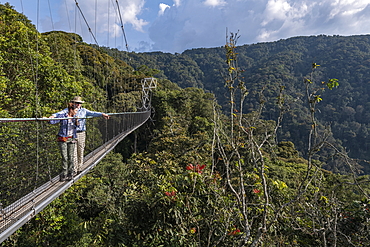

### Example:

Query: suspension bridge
xmin=0 ymin=77 xmax=157 ymax=242
xmin=0 ymin=0 xmax=158 ymax=242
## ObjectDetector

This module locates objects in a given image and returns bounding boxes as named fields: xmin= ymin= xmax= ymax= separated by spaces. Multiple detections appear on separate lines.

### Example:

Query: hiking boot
xmin=59 ymin=174 xmax=66 ymax=182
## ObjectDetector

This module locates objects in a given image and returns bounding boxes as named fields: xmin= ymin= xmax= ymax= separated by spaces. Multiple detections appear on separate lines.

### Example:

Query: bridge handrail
xmin=0 ymin=110 xmax=151 ymax=243
xmin=0 ymin=111 xmax=148 ymax=123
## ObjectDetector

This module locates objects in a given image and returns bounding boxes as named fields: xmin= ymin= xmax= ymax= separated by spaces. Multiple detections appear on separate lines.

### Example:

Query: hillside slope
xmin=115 ymin=35 xmax=370 ymax=173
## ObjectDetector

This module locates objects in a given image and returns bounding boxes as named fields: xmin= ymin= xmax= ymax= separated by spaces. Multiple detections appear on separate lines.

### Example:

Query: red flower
xmin=228 ymin=229 xmax=241 ymax=236
xmin=186 ymin=164 xmax=194 ymax=170
xmin=253 ymin=189 xmax=261 ymax=194
xmin=186 ymin=164 xmax=206 ymax=174
xmin=165 ymin=191 xmax=176 ymax=197
xmin=196 ymin=164 xmax=206 ymax=173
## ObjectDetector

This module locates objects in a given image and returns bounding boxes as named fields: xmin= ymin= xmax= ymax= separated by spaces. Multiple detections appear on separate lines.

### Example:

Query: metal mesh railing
xmin=0 ymin=110 xmax=151 ymax=241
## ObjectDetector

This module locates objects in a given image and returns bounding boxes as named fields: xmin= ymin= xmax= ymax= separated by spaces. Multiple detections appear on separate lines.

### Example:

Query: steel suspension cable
xmin=0 ymin=3 xmax=155 ymax=241
xmin=34 ymin=0 xmax=41 ymax=189
xmin=115 ymin=0 xmax=129 ymax=52
xmin=74 ymin=0 xmax=99 ymax=46
xmin=103 ymin=0 xmax=109 ymax=144
xmin=95 ymin=0 xmax=97 ymax=38
xmin=64 ymin=0 xmax=72 ymax=31
xmin=47 ymin=0 xmax=55 ymax=30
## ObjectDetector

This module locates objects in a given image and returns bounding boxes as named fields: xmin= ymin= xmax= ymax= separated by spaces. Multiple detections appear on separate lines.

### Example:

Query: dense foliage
xmin=1 ymin=3 xmax=369 ymax=247
xmin=107 ymin=34 xmax=370 ymax=174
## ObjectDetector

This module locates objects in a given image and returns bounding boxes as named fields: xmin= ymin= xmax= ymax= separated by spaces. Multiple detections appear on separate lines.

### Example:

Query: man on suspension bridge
xmin=50 ymin=96 xmax=110 ymax=178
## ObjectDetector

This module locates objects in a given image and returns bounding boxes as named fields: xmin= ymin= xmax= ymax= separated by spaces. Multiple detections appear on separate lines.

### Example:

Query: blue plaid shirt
xmin=52 ymin=107 xmax=104 ymax=132
xmin=50 ymin=113 xmax=78 ymax=138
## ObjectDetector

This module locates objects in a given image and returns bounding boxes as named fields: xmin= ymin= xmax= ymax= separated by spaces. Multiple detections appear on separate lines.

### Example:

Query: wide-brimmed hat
xmin=71 ymin=96 xmax=85 ymax=104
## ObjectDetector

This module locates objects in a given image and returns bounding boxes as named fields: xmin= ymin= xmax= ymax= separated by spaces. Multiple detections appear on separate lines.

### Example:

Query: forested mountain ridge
xmin=1 ymin=3 xmax=370 ymax=246
xmin=0 ymin=2 xmax=152 ymax=119
xmin=108 ymin=34 xmax=370 ymax=173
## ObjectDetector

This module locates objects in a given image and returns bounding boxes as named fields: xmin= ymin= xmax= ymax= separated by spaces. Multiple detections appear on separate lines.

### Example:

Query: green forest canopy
xmin=1 ymin=3 xmax=369 ymax=246
xmin=104 ymin=34 xmax=370 ymax=174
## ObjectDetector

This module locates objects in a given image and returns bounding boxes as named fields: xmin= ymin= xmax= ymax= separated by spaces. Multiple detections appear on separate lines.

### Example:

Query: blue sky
xmin=3 ymin=0 xmax=370 ymax=53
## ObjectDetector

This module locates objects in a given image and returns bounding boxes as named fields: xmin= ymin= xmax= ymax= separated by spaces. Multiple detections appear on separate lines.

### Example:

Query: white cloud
xmin=123 ymin=1 xmax=148 ymax=31
xmin=329 ymin=0 xmax=369 ymax=18
xmin=32 ymin=0 xmax=370 ymax=53
xmin=261 ymin=0 xmax=292 ymax=26
xmin=173 ymin=0 xmax=181 ymax=6
xmin=61 ymin=0 xmax=148 ymax=38
xmin=159 ymin=3 xmax=170 ymax=15
xmin=146 ymin=0 xmax=370 ymax=53
xmin=203 ymin=0 xmax=227 ymax=7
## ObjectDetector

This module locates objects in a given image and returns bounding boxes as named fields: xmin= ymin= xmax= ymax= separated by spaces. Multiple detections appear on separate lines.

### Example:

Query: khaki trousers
xmin=74 ymin=131 xmax=86 ymax=173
